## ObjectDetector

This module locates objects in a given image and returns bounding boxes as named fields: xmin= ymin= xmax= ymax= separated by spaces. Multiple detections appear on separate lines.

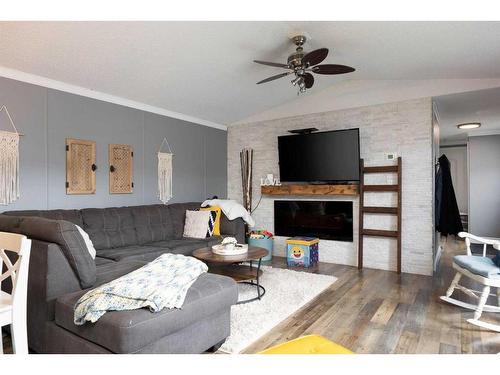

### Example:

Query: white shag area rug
xmin=218 ymin=266 xmax=337 ymax=354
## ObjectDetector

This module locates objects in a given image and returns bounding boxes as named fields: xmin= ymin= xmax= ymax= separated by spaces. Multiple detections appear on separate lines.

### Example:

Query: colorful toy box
xmin=286 ymin=236 xmax=319 ymax=267
xmin=248 ymin=230 xmax=274 ymax=261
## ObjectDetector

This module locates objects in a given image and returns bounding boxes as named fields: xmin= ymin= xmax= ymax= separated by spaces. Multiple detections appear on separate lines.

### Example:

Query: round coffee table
xmin=192 ymin=246 xmax=268 ymax=304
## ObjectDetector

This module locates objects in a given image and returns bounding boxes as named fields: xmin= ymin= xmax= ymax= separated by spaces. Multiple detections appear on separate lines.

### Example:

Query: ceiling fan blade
xmin=311 ymin=64 xmax=355 ymax=75
xmin=256 ymin=72 xmax=291 ymax=84
xmin=253 ymin=60 xmax=290 ymax=68
xmin=302 ymin=48 xmax=329 ymax=67
xmin=303 ymin=73 xmax=314 ymax=89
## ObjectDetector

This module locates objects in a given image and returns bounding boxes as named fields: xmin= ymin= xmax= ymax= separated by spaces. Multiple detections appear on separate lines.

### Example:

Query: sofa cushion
xmin=96 ymin=259 xmax=147 ymax=285
xmin=167 ymin=202 xmax=202 ymax=238
xmin=3 ymin=209 xmax=84 ymax=226
xmin=96 ymin=245 xmax=170 ymax=262
xmin=0 ymin=215 xmax=22 ymax=233
xmin=453 ymin=255 xmax=500 ymax=279
xmin=95 ymin=257 xmax=114 ymax=267
xmin=54 ymin=273 xmax=238 ymax=353
xmin=148 ymin=236 xmax=221 ymax=256
xmin=81 ymin=207 xmax=138 ymax=250
xmin=130 ymin=205 xmax=174 ymax=244
xmin=17 ymin=217 xmax=96 ymax=288
xmin=148 ymin=239 xmax=204 ymax=255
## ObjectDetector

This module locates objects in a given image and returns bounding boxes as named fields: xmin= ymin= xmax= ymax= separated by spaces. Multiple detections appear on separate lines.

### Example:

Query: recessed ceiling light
xmin=457 ymin=122 xmax=481 ymax=130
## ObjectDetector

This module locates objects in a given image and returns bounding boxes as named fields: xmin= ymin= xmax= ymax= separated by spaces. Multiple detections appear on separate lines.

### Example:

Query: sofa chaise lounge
xmin=0 ymin=202 xmax=245 ymax=354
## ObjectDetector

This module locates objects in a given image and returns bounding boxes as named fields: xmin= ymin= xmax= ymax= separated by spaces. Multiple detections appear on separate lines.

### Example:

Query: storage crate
xmin=247 ymin=237 xmax=273 ymax=261
xmin=286 ymin=237 xmax=319 ymax=267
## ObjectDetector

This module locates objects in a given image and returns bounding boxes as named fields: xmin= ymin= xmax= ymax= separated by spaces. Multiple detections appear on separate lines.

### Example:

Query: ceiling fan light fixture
xmin=457 ymin=122 xmax=481 ymax=130
xmin=291 ymin=76 xmax=303 ymax=86
xmin=253 ymin=34 xmax=355 ymax=93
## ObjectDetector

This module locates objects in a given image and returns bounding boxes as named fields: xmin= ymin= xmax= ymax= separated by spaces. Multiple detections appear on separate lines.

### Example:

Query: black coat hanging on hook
xmin=435 ymin=154 xmax=463 ymax=236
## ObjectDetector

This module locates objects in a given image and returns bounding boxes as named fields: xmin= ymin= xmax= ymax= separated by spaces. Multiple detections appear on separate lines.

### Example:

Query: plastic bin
xmin=247 ymin=237 xmax=273 ymax=262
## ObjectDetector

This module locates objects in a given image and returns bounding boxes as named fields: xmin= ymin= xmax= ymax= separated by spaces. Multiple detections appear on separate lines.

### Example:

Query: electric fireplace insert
xmin=274 ymin=200 xmax=353 ymax=242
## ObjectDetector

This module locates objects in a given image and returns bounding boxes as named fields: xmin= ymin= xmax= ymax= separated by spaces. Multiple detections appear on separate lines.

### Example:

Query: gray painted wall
xmin=468 ymin=135 xmax=500 ymax=237
xmin=0 ymin=76 xmax=227 ymax=211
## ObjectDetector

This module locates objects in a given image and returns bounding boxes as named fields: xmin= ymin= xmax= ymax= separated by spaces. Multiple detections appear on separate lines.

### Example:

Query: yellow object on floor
xmin=258 ymin=335 xmax=354 ymax=354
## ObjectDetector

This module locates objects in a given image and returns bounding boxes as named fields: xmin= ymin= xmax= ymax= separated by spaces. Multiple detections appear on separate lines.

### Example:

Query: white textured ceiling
xmin=1 ymin=21 xmax=500 ymax=125
xmin=435 ymin=87 xmax=500 ymax=143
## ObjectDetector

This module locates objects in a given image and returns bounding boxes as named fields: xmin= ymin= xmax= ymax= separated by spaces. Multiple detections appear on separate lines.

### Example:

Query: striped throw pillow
xmin=199 ymin=206 xmax=222 ymax=237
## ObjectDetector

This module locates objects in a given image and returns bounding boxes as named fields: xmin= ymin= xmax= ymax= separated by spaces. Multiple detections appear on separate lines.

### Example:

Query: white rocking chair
xmin=440 ymin=232 xmax=500 ymax=332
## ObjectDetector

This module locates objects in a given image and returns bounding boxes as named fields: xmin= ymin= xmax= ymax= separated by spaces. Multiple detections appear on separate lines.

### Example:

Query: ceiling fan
xmin=254 ymin=35 xmax=355 ymax=94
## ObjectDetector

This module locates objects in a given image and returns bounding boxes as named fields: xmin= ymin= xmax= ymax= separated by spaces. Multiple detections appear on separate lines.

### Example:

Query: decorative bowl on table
xmin=212 ymin=243 xmax=248 ymax=255
xmin=212 ymin=236 xmax=248 ymax=255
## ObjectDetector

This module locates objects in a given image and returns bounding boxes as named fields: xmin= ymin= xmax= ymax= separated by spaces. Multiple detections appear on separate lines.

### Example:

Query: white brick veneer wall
xmin=228 ymin=98 xmax=434 ymax=276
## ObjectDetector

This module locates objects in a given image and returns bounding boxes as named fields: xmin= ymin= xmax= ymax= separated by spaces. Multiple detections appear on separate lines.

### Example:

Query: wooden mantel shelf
xmin=261 ymin=184 xmax=359 ymax=196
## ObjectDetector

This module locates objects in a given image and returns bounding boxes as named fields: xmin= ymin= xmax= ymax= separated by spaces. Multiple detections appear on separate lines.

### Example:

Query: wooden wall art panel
xmin=109 ymin=144 xmax=133 ymax=194
xmin=66 ymin=138 xmax=96 ymax=195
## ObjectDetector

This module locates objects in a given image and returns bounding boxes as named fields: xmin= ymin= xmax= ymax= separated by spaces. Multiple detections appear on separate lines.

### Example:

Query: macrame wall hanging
xmin=157 ymin=137 xmax=173 ymax=204
xmin=0 ymin=105 xmax=22 ymax=205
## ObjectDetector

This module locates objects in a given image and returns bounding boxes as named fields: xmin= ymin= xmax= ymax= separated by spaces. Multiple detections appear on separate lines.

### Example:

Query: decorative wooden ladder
xmin=358 ymin=157 xmax=402 ymax=274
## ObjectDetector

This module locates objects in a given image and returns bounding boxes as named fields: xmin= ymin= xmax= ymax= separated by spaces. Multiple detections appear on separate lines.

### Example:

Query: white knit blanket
xmin=73 ymin=254 xmax=208 ymax=325
xmin=201 ymin=199 xmax=255 ymax=227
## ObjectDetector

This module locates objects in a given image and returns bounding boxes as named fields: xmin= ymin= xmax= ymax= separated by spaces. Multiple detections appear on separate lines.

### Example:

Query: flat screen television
xmin=278 ymin=128 xmax=360 ymax=183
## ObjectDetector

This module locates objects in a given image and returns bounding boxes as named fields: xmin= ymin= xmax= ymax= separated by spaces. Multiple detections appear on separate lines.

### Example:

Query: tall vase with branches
xmin=240 ymin=148 xmax=253 ymax=235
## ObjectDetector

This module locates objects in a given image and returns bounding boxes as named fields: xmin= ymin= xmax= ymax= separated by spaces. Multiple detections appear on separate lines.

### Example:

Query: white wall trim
xmin=467 ymin=129 xmax=500 ymax=137
xmin=432 ymin=100 xmax=441 ymax=127
xmin=0 ymin=66 xmax=227 ymax=131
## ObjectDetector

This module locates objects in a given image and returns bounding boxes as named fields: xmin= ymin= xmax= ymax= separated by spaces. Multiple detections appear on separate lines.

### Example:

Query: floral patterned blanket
xmin=74 ymin=253 xmax=208 ymax=325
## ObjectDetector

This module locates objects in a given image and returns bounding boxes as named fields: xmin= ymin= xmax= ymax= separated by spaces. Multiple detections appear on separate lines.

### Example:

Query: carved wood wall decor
xmin=109 ymin=144 xmax=133 ymax=194
xmin=66 ymin=138 xmax=96 ymax=195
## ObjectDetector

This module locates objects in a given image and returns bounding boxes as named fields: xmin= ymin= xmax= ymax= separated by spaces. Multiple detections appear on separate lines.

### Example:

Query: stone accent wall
xmin=228 ymin=98 xmax=434 ymax=276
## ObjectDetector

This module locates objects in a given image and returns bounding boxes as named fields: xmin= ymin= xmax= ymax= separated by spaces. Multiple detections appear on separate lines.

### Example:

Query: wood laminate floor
xmin=243 ymin=238 xmax=500 ymax=354
xmin=2 ymin=238 xmax=499 ymax=354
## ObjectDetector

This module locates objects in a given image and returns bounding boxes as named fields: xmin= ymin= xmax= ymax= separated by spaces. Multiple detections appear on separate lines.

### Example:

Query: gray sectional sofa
xmin=0 ymin=202 xmax=245 ymax=354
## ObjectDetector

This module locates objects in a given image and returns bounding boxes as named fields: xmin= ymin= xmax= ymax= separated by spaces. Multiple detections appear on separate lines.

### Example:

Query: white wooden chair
xmin=0 ymin=232 xmax=32 ymax=354
xmin=440 ymin=232 xmax=500 ymax=332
